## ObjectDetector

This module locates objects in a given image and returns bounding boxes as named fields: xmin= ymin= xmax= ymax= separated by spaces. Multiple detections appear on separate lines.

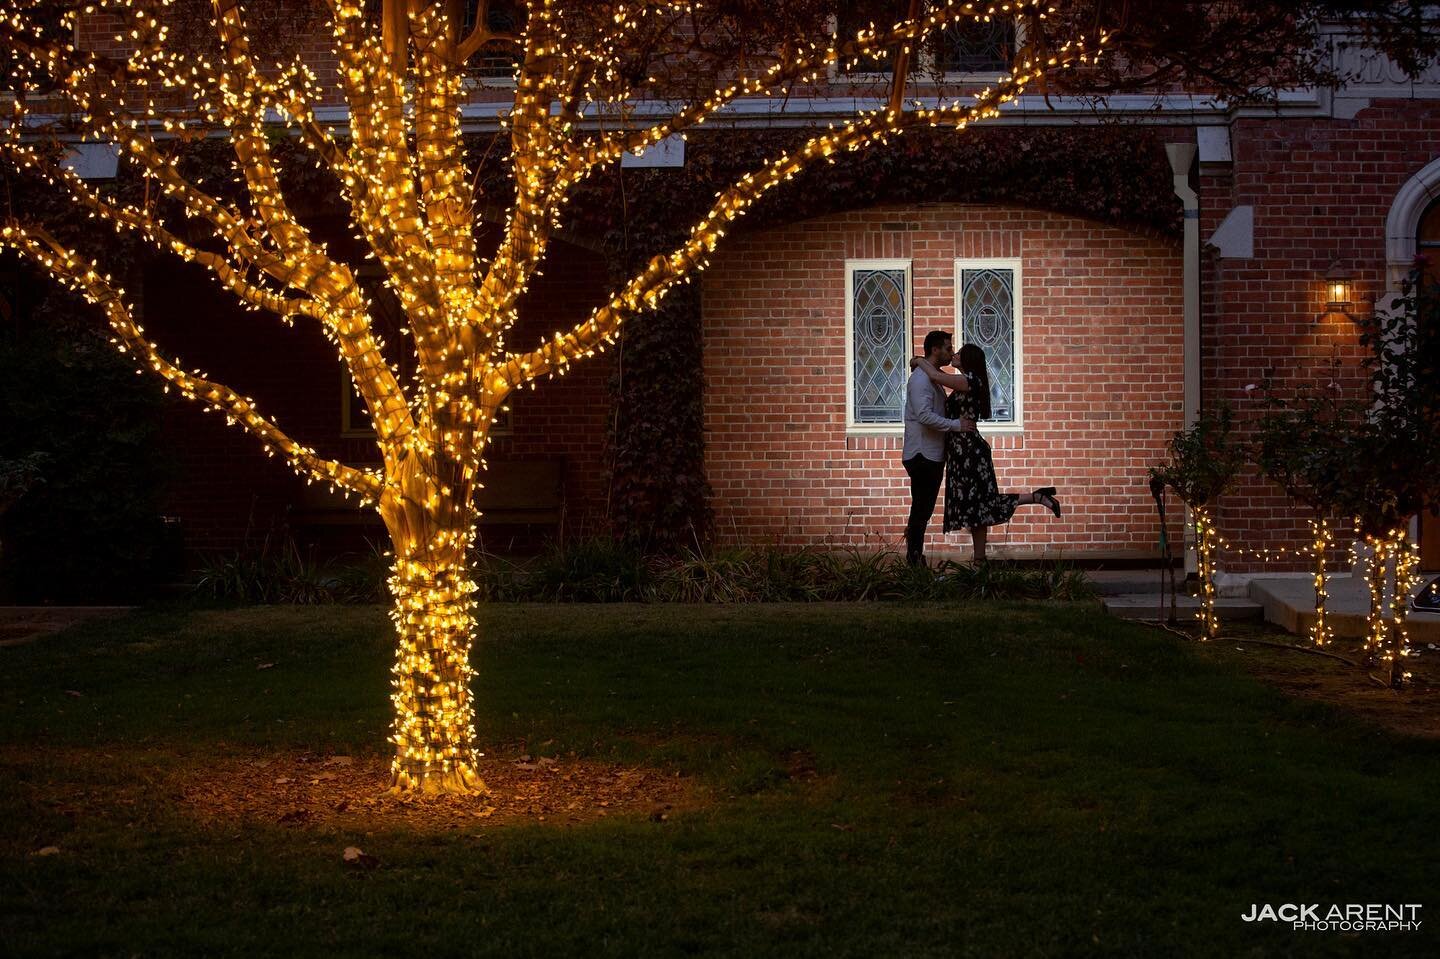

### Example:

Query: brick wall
xmin=1201 ymin=99 xmax=1440 ymax=572
xmin=702 ymin=204 xmax=1187 ymax=559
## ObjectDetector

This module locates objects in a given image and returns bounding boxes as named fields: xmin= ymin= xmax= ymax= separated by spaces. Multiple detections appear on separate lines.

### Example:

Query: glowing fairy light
xmin=1192 ymin=506 xmax=1219 ymax=640
xmin=1307 ymin=516 xmax=1334 ymax=647
xmin=1360 ymin=529 xmax=1420 ymax=688
xmin=0 ymin=0 xmax=1102 ymax=792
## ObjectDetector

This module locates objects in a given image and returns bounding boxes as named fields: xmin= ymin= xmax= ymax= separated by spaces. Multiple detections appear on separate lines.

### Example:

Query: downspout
xmin=1166 ymin=141 xmax=1201 ymax=575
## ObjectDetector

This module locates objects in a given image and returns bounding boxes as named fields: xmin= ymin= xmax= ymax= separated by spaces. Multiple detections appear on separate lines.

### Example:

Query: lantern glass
xmin=1324 ymin=262 xmax=1353 ymax=313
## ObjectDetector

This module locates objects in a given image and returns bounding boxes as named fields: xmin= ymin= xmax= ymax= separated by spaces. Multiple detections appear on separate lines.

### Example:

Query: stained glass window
xmin=463 ymin=0 xmax=524 ymax=80
xmin=933 ymin=17 xmax=1016 ymax=75
xmin=835 ymin=3 xmax=1015 ymax=77
xmin=850 ymin=267 xmax=909 ymax=425
xmin=959 ymin=267 xmax=1017 ymax=424
xmin=834 ymin=1 xmax=897 ymax=75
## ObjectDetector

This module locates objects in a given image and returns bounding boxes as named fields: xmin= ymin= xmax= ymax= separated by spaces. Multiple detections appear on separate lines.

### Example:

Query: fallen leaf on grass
xmin=343 ymin=846 xmax=379 ymax=869
xmin=256 ymin=663 xmax=275 ymax=671
xmin=34 ymin=846 xmax=60 ymax=856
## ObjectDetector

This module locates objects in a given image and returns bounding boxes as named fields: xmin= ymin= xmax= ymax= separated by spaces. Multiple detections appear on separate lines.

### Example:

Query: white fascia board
xmin=450 ymin=91 xmax=1327 ymax=130
xmin=22 ymin=88 xmax=1333 ymax=145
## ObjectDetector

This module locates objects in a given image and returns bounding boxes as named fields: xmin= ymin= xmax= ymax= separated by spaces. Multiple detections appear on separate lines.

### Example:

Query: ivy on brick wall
xmin=604 ymin=278 xmax=712 ymax=552
xmin=573 ymin=123 xmax=1185 ymax=253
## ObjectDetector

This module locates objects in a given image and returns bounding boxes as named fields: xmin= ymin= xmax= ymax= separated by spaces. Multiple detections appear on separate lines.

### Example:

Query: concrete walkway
xmin=1249 ymin=574 xmax=1440 ymax=643
xmin=1096 ymin=570 xmax=1440 ymax=643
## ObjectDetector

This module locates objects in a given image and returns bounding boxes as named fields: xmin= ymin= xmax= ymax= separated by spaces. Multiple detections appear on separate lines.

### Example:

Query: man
xmin=903 ymin=330 xmax=975 ymax=566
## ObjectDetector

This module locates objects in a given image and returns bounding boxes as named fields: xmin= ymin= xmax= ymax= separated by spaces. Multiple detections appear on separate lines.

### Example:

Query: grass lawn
xmin=2 ymin=600 xmax=1438 ymax=957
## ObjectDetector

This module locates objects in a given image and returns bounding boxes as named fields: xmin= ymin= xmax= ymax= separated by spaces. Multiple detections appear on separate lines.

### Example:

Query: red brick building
xmin=40 ymin=11 xmax=1440 ymax=574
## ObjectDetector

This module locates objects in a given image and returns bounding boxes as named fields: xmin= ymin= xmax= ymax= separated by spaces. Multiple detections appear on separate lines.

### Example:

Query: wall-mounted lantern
xmin=1323 ymin=260 xmax=1356 ymax=318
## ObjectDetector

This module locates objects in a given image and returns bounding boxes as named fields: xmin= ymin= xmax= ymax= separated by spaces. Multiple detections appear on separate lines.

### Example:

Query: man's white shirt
xmin=902 ymin=368 xmax=968 ymax=462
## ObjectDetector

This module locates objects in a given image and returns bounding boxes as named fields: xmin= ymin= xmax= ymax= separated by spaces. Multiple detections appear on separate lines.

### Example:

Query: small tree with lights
xmin=1334 ymin=264 xmax=1440 ymax=686
xmin=1248 ymin=262 xmax=1439 ymax=684
xmin=1149 ymin=407 xmax=1244 ymax=640
xmin=1250 ymin=364 xmax=1360 ymax=647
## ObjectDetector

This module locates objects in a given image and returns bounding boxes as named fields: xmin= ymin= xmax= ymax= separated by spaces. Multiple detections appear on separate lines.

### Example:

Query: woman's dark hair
xmin=957 ymin=344 xmax=992 ymax=419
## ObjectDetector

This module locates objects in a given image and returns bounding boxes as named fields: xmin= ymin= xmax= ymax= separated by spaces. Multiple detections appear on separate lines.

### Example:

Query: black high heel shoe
xmin=1032 ymin=487 xmax=1061 ymax=517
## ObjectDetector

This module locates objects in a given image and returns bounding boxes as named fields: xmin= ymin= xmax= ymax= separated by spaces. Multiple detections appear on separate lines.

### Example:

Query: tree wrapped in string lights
xmin=4 ymin=0 xmax=1437 ymax=792
xmin=0 ymin=0 xmax=1110 ymax=793
xmin=1148 ymin=407 xmax=1244 ymax=640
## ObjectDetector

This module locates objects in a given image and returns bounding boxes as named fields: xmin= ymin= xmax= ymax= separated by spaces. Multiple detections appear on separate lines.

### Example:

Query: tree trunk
xmin=380 ymin=450 xmax=486 ymax=795
xmin=1362 ymin=533 xmax=1389 ymax=671
xmin=1194 ymin=506 xmax=1219 ymax=640
xmin=1309 ymin=515 xmax=1329 ymax=647
xmin=1386 ymin=529 xmax=1418 ymax=689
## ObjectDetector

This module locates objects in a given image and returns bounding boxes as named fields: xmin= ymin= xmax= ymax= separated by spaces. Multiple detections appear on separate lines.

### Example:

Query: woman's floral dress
xmin=943 ymin=372 xmax=1018 ymax=532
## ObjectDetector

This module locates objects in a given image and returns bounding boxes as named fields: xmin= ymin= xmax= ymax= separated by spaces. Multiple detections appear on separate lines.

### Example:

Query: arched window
xmin=1420 ymin=197 xmax=1440 ymax=286
xmin=1420 ymin=198 xmax=1440 ymax=569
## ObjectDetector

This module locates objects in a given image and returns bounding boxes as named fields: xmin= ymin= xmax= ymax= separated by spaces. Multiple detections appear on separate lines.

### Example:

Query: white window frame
xmin=827 ymin=11 xmax=1024 ymax=86
xmin=954 ymin=257 xmax=1023 ymax=434
xmin=845 ymin=258 xmax=913 ymax=435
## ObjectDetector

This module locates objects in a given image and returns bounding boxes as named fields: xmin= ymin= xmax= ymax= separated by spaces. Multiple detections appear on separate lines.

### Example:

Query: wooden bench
xmin=474 ymin=460 xmax=566 ymax=547
xmin=289 ymin=460 xmax=566 ymax=546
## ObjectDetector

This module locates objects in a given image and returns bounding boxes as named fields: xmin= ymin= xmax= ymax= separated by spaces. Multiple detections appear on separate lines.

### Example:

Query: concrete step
xmin=1103 ymin=593 xmax=1262 ymax=622
xmin=1248 ymin=577 xmax=1440 ymax=643
xmin=1085 ymin=570 xmax=1180 ymax=596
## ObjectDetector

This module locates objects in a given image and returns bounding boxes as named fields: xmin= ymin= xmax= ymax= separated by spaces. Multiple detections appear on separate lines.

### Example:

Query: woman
xmin=911 ymin=344 xmax=1061 ymax=562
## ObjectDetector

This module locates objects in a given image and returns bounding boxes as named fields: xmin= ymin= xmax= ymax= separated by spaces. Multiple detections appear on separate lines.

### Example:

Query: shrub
xmin=194 ymin=535 xmax=1097 ymax=607
xmin=0 ymin=302 xmax=168 ymax=603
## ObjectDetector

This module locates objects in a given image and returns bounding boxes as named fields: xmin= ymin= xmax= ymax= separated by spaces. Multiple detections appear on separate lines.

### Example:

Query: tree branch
xmin=331 ymin=0 xmax=450 ymax=373
xmin=212 ymin=0 xmax=354 ymax=290
xmin=0 ymin=219 xmax=383 ymax=503
xmin=455 ymin=0 xmax=524 ymax=64
xmin=411 ymin=1 xmax=482 ymax=306
xmin=471 ymin=1 xmax=566 ymax=345
xmin=501 ymin=27 xmax=1105 ymax=387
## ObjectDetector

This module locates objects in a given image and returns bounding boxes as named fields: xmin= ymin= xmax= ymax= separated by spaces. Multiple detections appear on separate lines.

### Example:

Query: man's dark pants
xmin=903 ymin=454 xmax=944 ymax=566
